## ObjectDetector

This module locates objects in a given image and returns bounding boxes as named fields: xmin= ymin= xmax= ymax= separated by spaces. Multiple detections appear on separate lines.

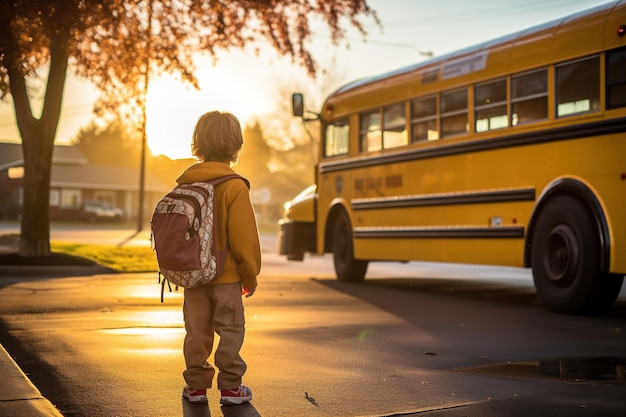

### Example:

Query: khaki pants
xmin=182 ymin=282 xmax=246 ymax=390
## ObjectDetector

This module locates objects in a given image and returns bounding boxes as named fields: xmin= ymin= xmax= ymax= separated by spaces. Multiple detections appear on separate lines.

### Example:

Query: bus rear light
xmin=618 ymin=24 xmax=625 ymax=36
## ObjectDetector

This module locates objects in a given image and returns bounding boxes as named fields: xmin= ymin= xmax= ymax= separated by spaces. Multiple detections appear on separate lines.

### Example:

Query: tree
xmin=73 ymin=119 xmax=143 ymax=167
xmin=237 ymin=121 xmax=273 ymax=186
xmin=256 ymin=59 xmax=347 ymax=196
xmin=0 ymin=0 xmax=378 ymax=257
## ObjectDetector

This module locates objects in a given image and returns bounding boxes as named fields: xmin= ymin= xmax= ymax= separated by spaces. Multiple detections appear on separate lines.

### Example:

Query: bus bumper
xmin=278 ymin=220 xmax=316 ymax=261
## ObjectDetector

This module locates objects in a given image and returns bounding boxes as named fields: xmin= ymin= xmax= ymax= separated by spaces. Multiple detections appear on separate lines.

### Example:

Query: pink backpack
xmin=151 ymin=175 xmax=247 ymax=301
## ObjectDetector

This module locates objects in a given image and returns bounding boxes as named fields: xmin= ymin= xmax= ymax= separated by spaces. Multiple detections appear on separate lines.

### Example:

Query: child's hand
xmin=242 ymin=285 xmax=256 ymax=298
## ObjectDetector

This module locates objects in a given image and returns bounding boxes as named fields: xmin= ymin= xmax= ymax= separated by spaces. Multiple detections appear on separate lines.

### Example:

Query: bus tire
xmin=332 ymin=209 xmax=368 ymax=282
xmin=531 ymin=195 xmax=623 ymax=314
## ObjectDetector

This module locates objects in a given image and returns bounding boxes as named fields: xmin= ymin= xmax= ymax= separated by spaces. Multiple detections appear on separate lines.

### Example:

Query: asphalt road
xmin=0 ymin=223 xmax=625 ymax=416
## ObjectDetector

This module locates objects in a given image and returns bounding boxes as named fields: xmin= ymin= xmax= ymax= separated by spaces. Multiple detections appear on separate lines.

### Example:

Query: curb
xmin=0 ymin=344 xmax=63 ymax=417
xmin=0 ymin=264 xmax=117 ymax=277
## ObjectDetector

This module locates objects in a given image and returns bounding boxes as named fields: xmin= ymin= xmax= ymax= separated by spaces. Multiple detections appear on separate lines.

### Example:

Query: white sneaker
xmin=182 ymin=385 xmax=208 ymax=403
xmin=220 ymin=384 xmax=252 ymax=405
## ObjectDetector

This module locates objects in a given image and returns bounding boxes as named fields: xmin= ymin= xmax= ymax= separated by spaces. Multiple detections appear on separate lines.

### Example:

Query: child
xmin=179 ymin=111 xmax=261 ymax=406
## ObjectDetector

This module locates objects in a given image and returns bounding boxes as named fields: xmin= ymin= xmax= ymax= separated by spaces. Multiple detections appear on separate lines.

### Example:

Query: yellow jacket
xmin=176 ymin=162 xmax=261 ymax=290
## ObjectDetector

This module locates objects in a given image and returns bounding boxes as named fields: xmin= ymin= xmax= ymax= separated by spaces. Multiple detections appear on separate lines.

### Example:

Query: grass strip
xmin=51 ymin=242 xmax=158 ymax=273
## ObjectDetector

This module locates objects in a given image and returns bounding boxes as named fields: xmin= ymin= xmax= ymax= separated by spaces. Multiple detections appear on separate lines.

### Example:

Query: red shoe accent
xmin=220 ymin=384 xmax=252 ymax=405
xmin=182 ymin=385 xmax=208 ymax=403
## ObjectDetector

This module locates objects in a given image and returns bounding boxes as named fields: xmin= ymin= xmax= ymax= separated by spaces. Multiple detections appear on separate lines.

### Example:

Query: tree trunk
xmin=19 ymin=134 xmax=54 ymax=256
xmin=11 ymin=41 xmax=69 ymax=257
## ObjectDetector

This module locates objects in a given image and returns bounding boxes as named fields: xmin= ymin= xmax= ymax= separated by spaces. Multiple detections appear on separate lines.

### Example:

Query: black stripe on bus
xmin=320 ymin=117 xmax=626 ymax=174
xmin=354 ymin=226 xmax=525 ymax=239
xmin=352 ymin=187 xmax=535 ymax=210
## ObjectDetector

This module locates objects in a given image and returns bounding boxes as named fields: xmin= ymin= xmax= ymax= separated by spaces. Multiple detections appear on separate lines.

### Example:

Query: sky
xmin=0 ymin=0 xmax=613 ymax=159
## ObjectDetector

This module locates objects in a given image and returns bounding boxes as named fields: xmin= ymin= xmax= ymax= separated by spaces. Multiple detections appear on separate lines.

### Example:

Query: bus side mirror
xmin=292 ymin=93 xmax=304 ymax=117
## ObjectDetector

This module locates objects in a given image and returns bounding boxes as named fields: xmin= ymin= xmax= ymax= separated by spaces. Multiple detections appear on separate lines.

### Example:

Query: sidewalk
xmin=0 ymin=243 xmax=75 ymax=417
xmin=0 ymin=232 xmax=143 ymax=417
xmin=0 ymin=344 xmax=63 ymax=417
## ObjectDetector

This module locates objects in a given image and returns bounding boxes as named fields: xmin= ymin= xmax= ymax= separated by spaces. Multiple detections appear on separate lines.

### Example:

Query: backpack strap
xmin=206 ymin=174 xmax=250 ymax=189
xmin=203 ymin=174 xmax=250 ymax=276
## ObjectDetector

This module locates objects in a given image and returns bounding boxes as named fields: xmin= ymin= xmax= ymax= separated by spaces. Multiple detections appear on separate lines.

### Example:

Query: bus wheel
xmin=531 ymin=195 xmax=623 ymax=314
xmin=332 ymin=209 xmax=368 ymax=282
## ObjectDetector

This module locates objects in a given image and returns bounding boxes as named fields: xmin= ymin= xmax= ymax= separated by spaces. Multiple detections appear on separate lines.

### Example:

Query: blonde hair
xmin=191 ymin=111 xmax=244 ymax=164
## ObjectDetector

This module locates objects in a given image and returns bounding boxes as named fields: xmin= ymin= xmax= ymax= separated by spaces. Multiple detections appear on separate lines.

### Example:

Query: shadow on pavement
xmin=181 ymin=400 xmax=261 ymax=417
xmin=182 ymin=400 xmax=212 ymax=416
xmin=221 ymin=402 xmax=261 ymax=417
xmin=315 ymin=275 xmax=626 ymax=323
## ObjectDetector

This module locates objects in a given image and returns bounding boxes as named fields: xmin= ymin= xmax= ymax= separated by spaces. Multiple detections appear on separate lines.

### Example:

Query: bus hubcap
xmin=544 ymin=224 xmax=579 ymax=286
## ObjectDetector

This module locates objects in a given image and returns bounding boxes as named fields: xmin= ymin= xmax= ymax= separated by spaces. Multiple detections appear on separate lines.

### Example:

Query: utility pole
xmin=137 ymin=0 xmax=152 ymax=233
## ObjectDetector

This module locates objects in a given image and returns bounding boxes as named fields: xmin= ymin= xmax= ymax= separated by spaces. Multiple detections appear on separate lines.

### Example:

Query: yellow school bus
xmin=279 ymin=1 xmax=626 ymax=314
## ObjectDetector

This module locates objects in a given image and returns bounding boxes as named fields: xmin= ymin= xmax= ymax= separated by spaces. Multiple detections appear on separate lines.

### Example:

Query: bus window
xmin=556 ymin=56 xmax=600 ymax=117
xmin=411 ymin=96 xmax=438 ymax=142
xmin=511 ymin=69 xmax=547 ymax=126
xmin=606 ymin=47 xmax=626 ymax=109
xmin=360 ymin=110 xmax=382 ymax=152
xmin=383 ymin=103 xmax=408 ymax=149
xmin=475 ymin=79 xmax=507 ymax=132
xmin=441 ymin=88 xmax=468 ymax=137
xmin=324 ymin=120 xmax=349 ymax=157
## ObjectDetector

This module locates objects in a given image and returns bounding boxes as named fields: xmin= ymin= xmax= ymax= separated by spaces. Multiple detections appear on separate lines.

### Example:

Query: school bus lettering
xmin=422 ymin=68 xmax=439 ymax=85
xmin=354 ymin=177 xmax=383 ymax=193
xmin=354 ymin=175 xmax=403 ymax=194
xmin=385 ymin=175 xmax=402 ymax=188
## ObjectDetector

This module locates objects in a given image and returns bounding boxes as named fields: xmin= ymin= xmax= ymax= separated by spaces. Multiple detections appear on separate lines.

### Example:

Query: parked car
xmin=81 ymin=200 xmax=124 ymax=222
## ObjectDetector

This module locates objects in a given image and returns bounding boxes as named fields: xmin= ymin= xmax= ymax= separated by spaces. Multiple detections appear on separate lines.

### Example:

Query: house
xmin=0 ymin=142 xmax=171 ymax=222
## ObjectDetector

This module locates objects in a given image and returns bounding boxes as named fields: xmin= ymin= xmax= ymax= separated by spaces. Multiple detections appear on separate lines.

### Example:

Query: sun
xmin=145 ymin=52 xmax=280 ymax=160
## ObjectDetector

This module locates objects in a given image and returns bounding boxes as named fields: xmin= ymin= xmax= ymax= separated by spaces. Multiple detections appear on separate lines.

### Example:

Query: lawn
xmin=51 ymin=242 xmax=158 ymax=273
xmin=0 ymin=234 xmax=158 ymax=273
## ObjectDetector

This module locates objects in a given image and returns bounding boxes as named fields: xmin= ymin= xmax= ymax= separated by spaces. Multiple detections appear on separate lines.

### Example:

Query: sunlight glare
xmin=101 ymin=327 xmax=184 ymax=336
xmin=146 ymin=52 xmax=281 ymax=160
xmin=124 ymin=309 xmax=183 ymax=325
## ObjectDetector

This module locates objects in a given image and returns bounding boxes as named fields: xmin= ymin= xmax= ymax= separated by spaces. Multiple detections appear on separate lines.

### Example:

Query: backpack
xmin=151 ymin=174 xmax=247 ymax=302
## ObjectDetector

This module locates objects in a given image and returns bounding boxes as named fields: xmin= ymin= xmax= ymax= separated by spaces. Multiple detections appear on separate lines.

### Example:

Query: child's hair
xmin=191 ymin=111 xmax=244 ymax=164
